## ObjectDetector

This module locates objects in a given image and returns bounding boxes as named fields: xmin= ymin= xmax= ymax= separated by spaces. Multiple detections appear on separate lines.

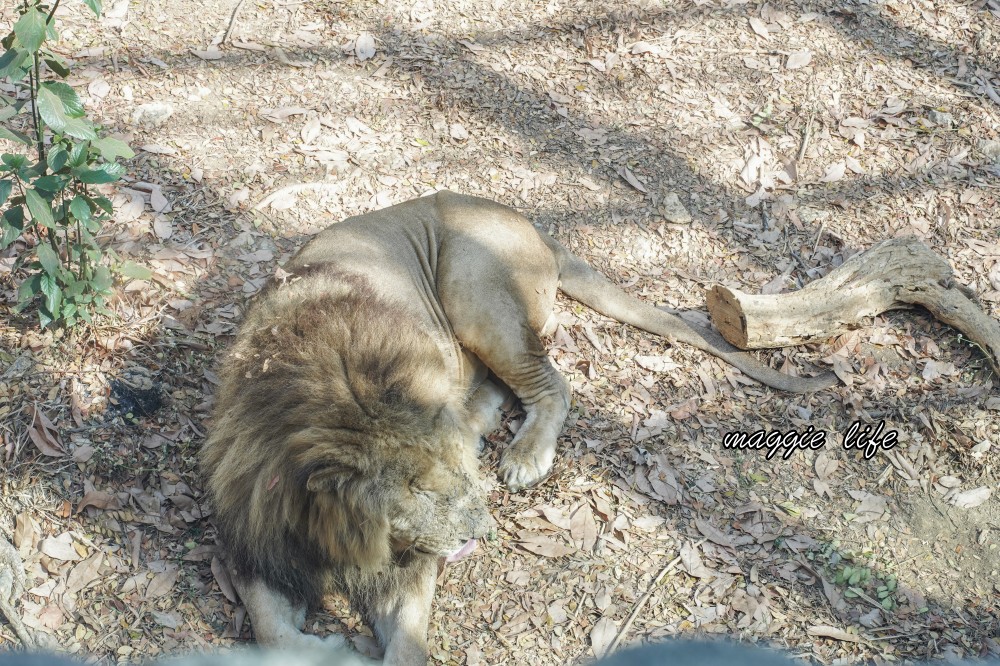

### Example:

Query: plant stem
xmin=28 ymin=59 xmax=44 ymax=164
xmin=44 ymin=0 xmax=63 ymax=25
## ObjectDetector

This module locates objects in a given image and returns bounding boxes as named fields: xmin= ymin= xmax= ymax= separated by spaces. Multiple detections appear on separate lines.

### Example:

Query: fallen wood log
xmin=706 ymin=236 xmax=1000 ymax=375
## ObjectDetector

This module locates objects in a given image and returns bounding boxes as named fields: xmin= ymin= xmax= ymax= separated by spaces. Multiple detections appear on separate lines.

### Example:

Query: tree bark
xmin=706 ymin=236 xmax=1000 ymax=375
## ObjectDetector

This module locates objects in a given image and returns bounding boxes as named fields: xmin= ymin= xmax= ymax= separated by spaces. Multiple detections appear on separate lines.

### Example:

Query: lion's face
xmin=383 ymin=427 xmax=495 ymax=561
xmin=297 ymin=405 xmax=496 ymax=569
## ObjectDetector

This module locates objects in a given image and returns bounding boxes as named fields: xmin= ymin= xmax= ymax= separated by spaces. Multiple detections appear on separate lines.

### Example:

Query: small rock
xmin=979 ymin=139 xmax=1000 ymax=161
xmin=797 ymin=207 xmax=832 ymax=225
xmin=660 ymin=192 xmax=692 ymax=224
xmin=927 ymin=109 xmax=954 ymax=128
xmin=132 ymin=102 xmax=174 ymax=127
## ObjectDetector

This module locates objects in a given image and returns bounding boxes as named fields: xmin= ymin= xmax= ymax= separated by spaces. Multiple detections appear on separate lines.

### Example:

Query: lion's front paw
xmin=498 ymin=441 xmax=555 ymax=492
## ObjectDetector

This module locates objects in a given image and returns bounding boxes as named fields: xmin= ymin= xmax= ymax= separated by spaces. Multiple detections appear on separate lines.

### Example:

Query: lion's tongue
xmin=445 ymin=539 xmax=478 ymax=563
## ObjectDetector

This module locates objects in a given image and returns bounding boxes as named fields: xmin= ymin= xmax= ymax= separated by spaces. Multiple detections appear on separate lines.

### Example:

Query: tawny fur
xmin=200 ymin=191 xmax=834 ymax=663
xmin=202 ymin=269 xmax=489 ymax=610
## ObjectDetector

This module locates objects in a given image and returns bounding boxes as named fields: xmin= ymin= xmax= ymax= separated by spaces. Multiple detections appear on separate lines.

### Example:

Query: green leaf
xmin=2 ymin=154 xmax=28 ymax=169
xmin=39 ymin=271 xmax=62 ymax=318
xmin=37 ymin=82 xmax=86 ymax=130
xmin=2 ymin=205 xmax=24 ymax=230
xmin=13 ymin=8 xmax=47 ymax=54
xmin=47 ymin=146 xmax=68 ymax=171
xmin=62 ymin=301 xmax=77 ymax=319
xmin=69 ymin=195 xmax=91 ymax=223
xmin=36 ymin=243 xmax=60 ymax=274
xmin=118 ymin=261 xmax=152 ymax=280
xmin=0 ymin=179 xmax=11 ymax=207
xmin=92 ymin=136 xmax=135 ymax=161
xmin=31 ymin=174 xmax=66 ymax=192
xmin=68 ymin=141 xmax=90 ymax=168
xmin=0 ymin=125 xmax=32 ymax=146
xmin=24 ymin=188 xmax=54 ymax=228
xmin=61 ymin=117 xmax=98 ymax=141
xmin=16 ymin=273 xmax=41 ymax=308
xmin=0 ymin=218 xmax=22 ymax=251
xmin=0 ymin=47 xmax=30 ymax=80
xmin=83 ymin=0 xmax=103 ymax=17
xmin=76 ymin=162 xmax=125 ymax=184
xmin=42 ymin=54 xmax=70 ymax=78
xmin=93 ymin=195 xmax=113 ymax=214
xmin=38 ymin=305 xmax=54 ymax=328
xmin=93 ymin=265 xmax=112 ymax=292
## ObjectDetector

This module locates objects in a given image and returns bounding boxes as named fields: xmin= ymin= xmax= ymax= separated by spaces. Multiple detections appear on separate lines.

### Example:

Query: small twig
xmin=797 ymin=108 xmax=815 ymax=163
xmin=222 ymin=0 xmax=248 ymax=45
xmin=604 ymin=538 xmax=706 ymax=657
xmin=811 ymin=221 xmax=826 ymax=257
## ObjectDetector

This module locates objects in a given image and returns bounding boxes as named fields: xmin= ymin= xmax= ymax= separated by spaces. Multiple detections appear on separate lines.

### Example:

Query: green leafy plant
xmin=1 ymin=0 xmax=142 ymax=328
xmin=809 ymin=541 xmax=903 ymax=613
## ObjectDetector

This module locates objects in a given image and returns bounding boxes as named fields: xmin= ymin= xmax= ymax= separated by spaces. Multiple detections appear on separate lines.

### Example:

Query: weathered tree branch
xmin=706 ymin=236 xmax=1000 ymax=375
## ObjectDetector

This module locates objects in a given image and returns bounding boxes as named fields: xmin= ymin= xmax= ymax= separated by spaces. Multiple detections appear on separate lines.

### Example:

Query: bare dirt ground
xmin=2 ymin=0 xmax=1000 ymax=663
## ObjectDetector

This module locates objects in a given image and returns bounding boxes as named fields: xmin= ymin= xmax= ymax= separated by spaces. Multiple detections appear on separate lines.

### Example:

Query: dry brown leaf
xmin=631 ymin=515 xmax=665 ymax=531
xmin=634 ymin=355 xmax=680 ymax=372
xmin=72 ymin=444 xmax=95 ymax=463
xmin=590 ymin=617 xmax=617 ymax=657
xmin=146 ymin=565 xmax=179 ymax=599
xmin=39 ymin=533 xmax=83 ymax=562
xmin=648 ymin=465 xmax=680 ymax=505
xmin=807 ymin=625 xmax=860 ymax=643
xmin=355 ymin=33 xmax=376 ymax=61
xmin=814 ymin=452 xmax=839 ymax=480
xmin=950 ymin=487 xmax=991 ymax=509
xmin=679 ymin=541 xmax=712 ymax=578
xmin=76 ymin=489 xmax=123 ymax=514
xmin=668 ymin=398 xmax=699 ymax=420
xmin=539 ymin=505 xmax=572 ymax=530
xmin=26 ymin=404 xmax=65 ymax=457
xmin=786 ymin=50 xmax=812 ymax=69
xmin=695 ymin=519 xmax=734 ymax=547
xmin=13 ymin=513 xmax=36 ymax=554
xmin=190 ymin=48 xmax=222 ymax=60
xmin=617 ymin=166 xmax=648 ymax=194
xmin=748 ymin=17 xmax=770 ymax=39
xmin=151 ymin=610 xmax=181 ymax=629
xmin=66 ymin=552 xmax=103 ymax=594
xmin=820 ymin=162 xmax=846 ymax=183
xmin=35 ymin=604 xmax=65 ymax=631
xmin=152 ymin=215 xmax=173 ymax=240
xmin=516 ymin=536 xmax=576 ymax=558
xmin=570 ymin=504 xmax=598 ymax=551
xmin=150 ymin=187 xmax=170 ymax=213
xmin=212 ymin=555 xmax=238 ymax=602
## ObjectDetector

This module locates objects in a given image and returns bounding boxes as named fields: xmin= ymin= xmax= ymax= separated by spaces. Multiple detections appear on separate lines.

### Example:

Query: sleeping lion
xmin=200 ymin=191 xmax=833 ymax=664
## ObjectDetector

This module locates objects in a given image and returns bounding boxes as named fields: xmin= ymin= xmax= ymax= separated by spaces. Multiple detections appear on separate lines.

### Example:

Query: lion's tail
xmin=542 ymin=235 xmax=837 ymax=394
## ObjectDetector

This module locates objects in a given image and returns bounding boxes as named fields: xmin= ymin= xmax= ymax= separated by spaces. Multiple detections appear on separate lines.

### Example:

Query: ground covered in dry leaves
xmin=1 ymin=0 xmax=1000 ymax=663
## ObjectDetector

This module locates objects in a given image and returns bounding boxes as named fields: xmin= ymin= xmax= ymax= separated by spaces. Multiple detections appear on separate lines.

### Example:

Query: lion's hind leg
xmin=440 ymin=282 xmax=570 ymax=492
